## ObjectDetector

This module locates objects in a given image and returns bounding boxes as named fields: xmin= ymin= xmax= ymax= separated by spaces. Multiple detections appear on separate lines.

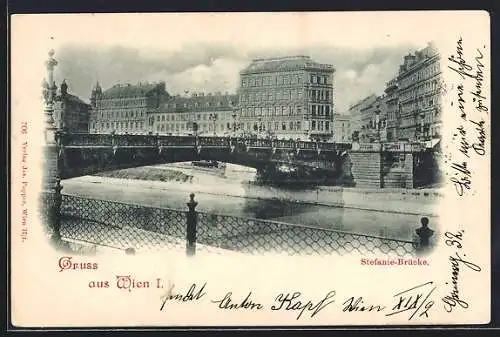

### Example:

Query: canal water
xmin=62 ymin=163 xmax=437 ymax=241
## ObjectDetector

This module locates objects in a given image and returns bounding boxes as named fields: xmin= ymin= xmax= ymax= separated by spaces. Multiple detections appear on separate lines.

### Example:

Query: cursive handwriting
xmin=271 ymin=291 xmax=336 ymax=320
xmin=442 ymin=252 xmax=482 ymax=313
xmin=343 ymin=297 xmax=386 ymax=313
xmin=469 ymin=119 xmax=486 ymax=156
xmin=160 ymin=282 xmax=206 ymax=311
xmin=386 ymin=281 xmax=436 ymax=320
xmin=470 ymin=47 xmax=488 ymax=113
xmin=447 ymin=38 xmax=488 ymax=197
xmin=211 ymin=291 xmax=264 ymax=310
xmin=449 ymin=161 xmax=472 ymax=196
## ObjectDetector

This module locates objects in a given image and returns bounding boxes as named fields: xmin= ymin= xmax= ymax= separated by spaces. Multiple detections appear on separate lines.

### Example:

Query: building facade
xmin=89 ymin=81 xmax=170 ymax=134
xmin=347 ymin=94 xmax=378 ymax=142
xmin=396 ymin=42 xmax=442 ymax=141
xmin=237 ymin=56 xmax=335 ymax=141
xmin=384 ymin=77 xmax=399 ymax=142
xmin=53 ymin=79 xmax=92 ymax=133
xmin=331 ymin=114 xmax=351 ymax=143
xmin=152 ymin=92 xmax=238 ymax=136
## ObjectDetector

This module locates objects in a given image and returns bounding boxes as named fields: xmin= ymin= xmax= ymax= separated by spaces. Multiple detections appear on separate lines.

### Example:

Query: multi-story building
xmin=53 ymin=79 xmax=92 ymax=133
xmin=89 ymin=81 xmax=170 ymax=134
xmin=331 ymin=113 xmax=351 ymax=143
xmin=152 ymin=92 xmax=238 ymax=136
xmin=347 ymin=94 xmax=378 ymax=142
xmin=397 ymin=42 xmax=442 ymax=141
xmin=384 ymin=77 xmax=399 ymax=142
xmin=237 ymin=55 xmax=335 ymax=141
xmin=358 ymin=95 xmax=388 ymax=143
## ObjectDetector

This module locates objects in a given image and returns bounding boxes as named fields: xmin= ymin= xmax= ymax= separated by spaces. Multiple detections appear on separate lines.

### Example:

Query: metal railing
xmin=60 ymin=133 xmax=352 ymax=152
xmin=52 ymin=193 xmax=434 ymax=257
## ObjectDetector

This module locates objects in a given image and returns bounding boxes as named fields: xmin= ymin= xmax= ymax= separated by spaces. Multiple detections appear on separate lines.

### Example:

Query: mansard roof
xmin=159 ymin=93 xmax=238 ymax=113
xmin=240 ymin=56 xmax=334 ymax=75
xmin=102 ymin=82 xmax=167 ymax=99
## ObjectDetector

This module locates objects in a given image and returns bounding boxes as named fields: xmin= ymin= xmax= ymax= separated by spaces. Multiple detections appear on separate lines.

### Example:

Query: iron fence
xmin=196 ymin=212 xmax=417 ymax=257
xmin=50 ymin=193 xmax=433 ymax=257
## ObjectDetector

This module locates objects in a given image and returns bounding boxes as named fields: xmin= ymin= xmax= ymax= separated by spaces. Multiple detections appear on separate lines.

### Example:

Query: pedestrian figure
xmin=415 ymin=217 xmax=434 ymax=254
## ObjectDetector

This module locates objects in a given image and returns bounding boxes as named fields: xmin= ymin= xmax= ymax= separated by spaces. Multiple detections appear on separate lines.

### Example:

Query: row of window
xmin=240 ymin=121 xmax=304 ymax=132
xmin=154 ymin=112 xmax=235 ymax=122
xmin=310 ymin=120 xmax=330 ymax=132
xmin=239 ymin=89 xmax=332 ymax=103
xmin=97 ymin=99 xmax=147 ymax=108
xmin=399 ymin=79 xmax=440 ymax=102
xmin=92 ymin=121 xmax=145 ymax=130
xmin=399 ymin=61 xmax=440 ymax=89
xmin=98 ymin=110 xmax=145 ymax=119
xmin=398 ymin=123 xmax=441 ymax=139
xmin=400 ymin=96 xmax=438 ymax=115
xmin=155 ymin=122 xmax=236 ymax=133
xmin=241 ymin=73 xmax=330 ymax=88
xmin=239 ymin=104 xmax=332 ymax=118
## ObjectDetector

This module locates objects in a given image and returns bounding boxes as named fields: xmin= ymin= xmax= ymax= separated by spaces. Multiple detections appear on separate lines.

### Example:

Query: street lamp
xmin=375 ymin=110 xmax=381 ymax=143
xmin=209 ymin=113 xmax=217 ymax=136
xmin=232 ymin=112 xmax=238 ymax=134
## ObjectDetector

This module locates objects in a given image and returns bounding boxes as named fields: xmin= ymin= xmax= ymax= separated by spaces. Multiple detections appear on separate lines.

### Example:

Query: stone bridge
xmin=55 ymin=132 xmax=353 ymax=183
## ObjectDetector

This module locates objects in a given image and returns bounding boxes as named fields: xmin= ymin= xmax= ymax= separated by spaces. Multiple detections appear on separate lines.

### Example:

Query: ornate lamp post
xmin=209 ymin=113 xmax=217 ymax=136
xmin=42 ymin=49 xmax=64 ymax=247
xmin=232 ymin=112 xmax=238 ymax=134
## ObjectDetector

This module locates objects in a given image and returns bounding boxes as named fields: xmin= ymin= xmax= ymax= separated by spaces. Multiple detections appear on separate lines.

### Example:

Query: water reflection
xmin=62 ymin=162 xmax=436 ymax=242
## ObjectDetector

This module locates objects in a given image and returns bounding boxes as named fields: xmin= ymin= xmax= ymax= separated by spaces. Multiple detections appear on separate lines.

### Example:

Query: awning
xmin=425 ymin=138 xmax=441 ymax=149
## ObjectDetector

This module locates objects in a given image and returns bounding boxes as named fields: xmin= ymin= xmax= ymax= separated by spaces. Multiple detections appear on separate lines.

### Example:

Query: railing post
xmin=415 ymin=216 xmax=434 ymax=254
xmin=186 ymin=193 xmax=198 ymax=256
xmin=52 ymin=178 xmax=63 ymax=242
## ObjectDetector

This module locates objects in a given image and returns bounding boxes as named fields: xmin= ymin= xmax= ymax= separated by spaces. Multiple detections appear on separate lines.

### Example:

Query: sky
xmin=12 ymin=12 xmax=448 ymax=113
xmin=53 ymin=42 xmax=424 ymax=113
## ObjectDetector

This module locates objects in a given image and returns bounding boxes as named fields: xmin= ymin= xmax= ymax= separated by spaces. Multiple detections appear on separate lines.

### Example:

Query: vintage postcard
xmin=10 ymin=11 xmax=491 ymax=327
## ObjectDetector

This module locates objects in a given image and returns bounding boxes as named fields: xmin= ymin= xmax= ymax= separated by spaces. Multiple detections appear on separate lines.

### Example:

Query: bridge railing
xmin=157 ymin=135 xmax=195 ymax=147
xmin=61 ymin=133 xmax=353 ymax=152
xmin=65 ymin=133 xmax=114 ymax=146
xmin=113 ymin=134 xmax=157 ymax=147
xmin=198 ymin=136 xmax=230 ymax=147
xmin=54 ymin=193 xmax=434 ymax=257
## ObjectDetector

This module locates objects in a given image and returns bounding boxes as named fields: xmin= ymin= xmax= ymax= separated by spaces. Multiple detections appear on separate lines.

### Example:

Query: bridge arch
xmin=57 ymin=133 xmax=351 ymax=181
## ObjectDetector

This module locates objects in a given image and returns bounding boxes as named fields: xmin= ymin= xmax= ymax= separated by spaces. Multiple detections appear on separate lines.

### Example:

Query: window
xmin=282 ymin=122 xmax=286 ymax=131
xmin=312 ymin=105 xmax=317 ymax=116
xmin=289 ymin=121 xmax=294 ymax=130
xmin=325 ymin=121 xmax=330 ymax=131
xmin=310 ymin=75 xmax=315 ymax=83
xmin=311 ymin=121 xmax=316 ymax=130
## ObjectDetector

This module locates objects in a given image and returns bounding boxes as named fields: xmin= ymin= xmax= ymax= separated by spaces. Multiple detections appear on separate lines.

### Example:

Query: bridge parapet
xmin=65 ymin=133 xmax=114 ymax=146
xmin=63 ymin=133 xmax=352 ymax=152
xmin=157 ymin=135 xmax=197 ymax=147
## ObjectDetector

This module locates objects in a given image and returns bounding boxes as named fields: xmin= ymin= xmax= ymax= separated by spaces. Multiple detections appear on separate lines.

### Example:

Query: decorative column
xmin=42 ymin=49 xmax=64 ymax=247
